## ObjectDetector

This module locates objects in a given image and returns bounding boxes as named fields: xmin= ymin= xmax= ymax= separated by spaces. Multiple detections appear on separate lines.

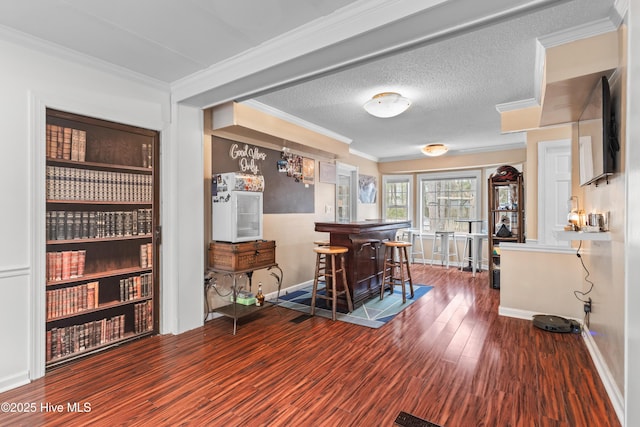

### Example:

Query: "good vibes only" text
xmin=229 ymin=143 xmax=266 ymax=174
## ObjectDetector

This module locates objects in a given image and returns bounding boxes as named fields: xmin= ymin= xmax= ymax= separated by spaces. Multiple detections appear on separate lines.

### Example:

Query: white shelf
xmin=553 ymin=230 xmax=611 ymax=241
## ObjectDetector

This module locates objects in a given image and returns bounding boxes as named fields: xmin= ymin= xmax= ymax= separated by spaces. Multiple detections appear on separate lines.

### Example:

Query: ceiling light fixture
xmin=421 ymin=144 xmax=448 ymax=157
xmin=363 ymin=92 xmax=411 ymax=118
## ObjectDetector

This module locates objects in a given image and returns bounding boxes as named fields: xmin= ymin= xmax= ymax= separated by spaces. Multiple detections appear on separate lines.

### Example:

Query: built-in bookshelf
xmin=45 ymin=108 xmax=159 ymax=368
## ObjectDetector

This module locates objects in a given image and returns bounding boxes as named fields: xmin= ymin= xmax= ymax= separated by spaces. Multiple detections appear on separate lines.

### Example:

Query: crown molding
xmin=172 ymin=0 xmax=564 ymax=107
xmin=533 ymin=17 xmax=618 ymax=102
xmin=0 ymin=24 xmax=169 ymax=93
xmin=611 ymin=0 xmax=628 ymax=27
xmin=453 ymin=141 xmax=526 ymax=156
xmin=241 ymin=100 xmax=352 ymax=145
xmin=171 ymin=0 xmax=447 ymax=104
xmin=377 ymin=141 xmax=526 ymax=163
xmin=349 ymin=148 xmax=379 ymax=163
xmin=537 ymin=17 xmax=617 ymax=49
xmin=495 ymin=98 xmax=539 ymax=113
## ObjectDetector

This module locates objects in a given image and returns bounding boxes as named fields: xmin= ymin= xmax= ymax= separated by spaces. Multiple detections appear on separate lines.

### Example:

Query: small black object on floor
xmin=289 ymin=314 xmax=312 ymax=324
xmin=394 ymin=411 xmax=443 ymax=427
xmin=532 ymin=314 xmax=581 ymax=333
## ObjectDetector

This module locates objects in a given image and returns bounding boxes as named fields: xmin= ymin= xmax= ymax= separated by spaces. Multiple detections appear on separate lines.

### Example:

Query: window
xmin=382 ymin=175 xmax=412 ymax=221
xmin=418 ymin=170 xmax=481 ymax=232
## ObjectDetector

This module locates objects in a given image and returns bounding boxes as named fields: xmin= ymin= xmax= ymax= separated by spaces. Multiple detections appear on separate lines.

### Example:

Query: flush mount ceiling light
xmin=363 ymin=92 xmax=411 ymax=118
xmin=421 ymin=143 xmax=448 ymax=157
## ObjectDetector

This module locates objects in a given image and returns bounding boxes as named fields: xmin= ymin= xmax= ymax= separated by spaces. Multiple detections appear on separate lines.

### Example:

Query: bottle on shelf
xmin=256 ymin=282 xmax=265 ymax=307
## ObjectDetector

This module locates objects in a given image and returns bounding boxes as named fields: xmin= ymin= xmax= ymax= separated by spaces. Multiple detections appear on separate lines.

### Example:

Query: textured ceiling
xmin=253 ymin=0 xmax=617 ymax=161
xmin=0 ymin=0 xmax=618 ymax=161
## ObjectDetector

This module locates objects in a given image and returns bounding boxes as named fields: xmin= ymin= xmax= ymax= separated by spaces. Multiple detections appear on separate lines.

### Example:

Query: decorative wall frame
xmin=319 ymin=161 xmax=336 ymax=184
xmin=358 ymin=174 xmax=377 ymax=204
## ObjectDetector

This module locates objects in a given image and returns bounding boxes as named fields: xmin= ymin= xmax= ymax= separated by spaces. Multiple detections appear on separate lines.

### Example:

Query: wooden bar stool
xmin=310 ymin=245 xmax=353 ymax=320
xmin=313 ymin=239 xmax=331 ymax=273
xmin=380 ymin=240 xmax=414 ymax=303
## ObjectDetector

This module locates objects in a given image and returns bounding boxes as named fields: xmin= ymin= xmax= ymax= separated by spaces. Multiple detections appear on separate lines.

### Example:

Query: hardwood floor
xmin=0 ymin=265 xmax=620 ymax=426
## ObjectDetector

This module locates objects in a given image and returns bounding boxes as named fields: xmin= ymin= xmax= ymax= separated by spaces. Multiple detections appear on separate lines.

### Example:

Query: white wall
xmin=174 ymin=104 xmax=205 ymax=333
xmin=625 ymin=2 xmax=639 ymax=425
xmin=499 ymin=244 xmax=584 ymax=320
xmin=0 ymin=37 xmax=187 ymax=391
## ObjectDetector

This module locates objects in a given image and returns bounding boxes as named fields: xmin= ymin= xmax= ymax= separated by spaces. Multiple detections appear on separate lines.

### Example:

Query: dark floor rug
xmin=278 ymin=284 xmax=433 ymax=328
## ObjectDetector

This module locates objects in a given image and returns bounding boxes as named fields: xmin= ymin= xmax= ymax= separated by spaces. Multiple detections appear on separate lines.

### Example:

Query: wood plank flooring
xmin=0 ymin=265 xmax=620 ymax=426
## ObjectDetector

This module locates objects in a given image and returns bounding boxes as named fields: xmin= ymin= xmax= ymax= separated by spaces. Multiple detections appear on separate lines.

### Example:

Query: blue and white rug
xmin=277 ymin=284 xmax=433 ymax=328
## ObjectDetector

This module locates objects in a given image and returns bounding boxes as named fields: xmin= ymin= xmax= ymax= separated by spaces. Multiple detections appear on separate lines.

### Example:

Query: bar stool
xmin=476 ymin=234 xmax=488 ymax=271
xmin=430 ymin=231 xmax=459 ymax=268
xmin=313 ymin=239 xmax=330 ymax=273
xmin=380 ymin=240 xmax=414 ymax=303
xmin=459 ymin=233 xmax=474 ymax=272
xmin=398 ymin=228 xmax=425 ymax=264
xmin=460 ymin=233 xmax=488 ymax=277
xmin=310 ymin=245 xmax=353 ymax=321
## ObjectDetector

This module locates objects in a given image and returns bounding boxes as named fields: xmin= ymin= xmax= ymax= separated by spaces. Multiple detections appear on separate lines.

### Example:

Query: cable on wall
xmin=573 ymin=240 xmax=594 ymax=328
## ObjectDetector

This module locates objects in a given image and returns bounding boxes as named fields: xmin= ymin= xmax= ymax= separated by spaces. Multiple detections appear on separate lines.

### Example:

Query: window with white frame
xmin=418 ymin=170 xmax=481 ymax=232
xmin=382 ymin=175 xmax=412 ymax=222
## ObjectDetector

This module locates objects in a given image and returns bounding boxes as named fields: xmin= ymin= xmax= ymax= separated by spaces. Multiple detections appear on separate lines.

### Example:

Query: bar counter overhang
xmin=314 ymin=219 xmax=411 ymax=306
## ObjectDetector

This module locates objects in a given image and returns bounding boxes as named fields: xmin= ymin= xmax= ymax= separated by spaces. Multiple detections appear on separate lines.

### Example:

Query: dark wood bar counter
xmin=315 ymin=220 xmax=411 ymax=306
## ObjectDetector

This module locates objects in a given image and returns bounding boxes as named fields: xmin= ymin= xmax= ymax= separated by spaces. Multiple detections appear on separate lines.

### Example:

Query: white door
xmin=538 ymin=139 xmax=571 ymax=245
xmin=336 ymin=162 xmax=357 ymax=222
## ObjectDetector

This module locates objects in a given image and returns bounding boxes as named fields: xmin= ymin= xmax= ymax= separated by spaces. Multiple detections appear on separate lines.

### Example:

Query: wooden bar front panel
xmin=315 ymin=220 xmax=410 ymax=306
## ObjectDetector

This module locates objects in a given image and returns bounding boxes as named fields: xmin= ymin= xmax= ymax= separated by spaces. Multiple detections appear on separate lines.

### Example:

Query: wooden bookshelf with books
xmin=45 ymin=108 xmax=159 ymax=368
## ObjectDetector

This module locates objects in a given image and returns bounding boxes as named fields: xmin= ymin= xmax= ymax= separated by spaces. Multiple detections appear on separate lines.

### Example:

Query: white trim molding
xmin=495 ymin=98 xmax=539 ymax=113
xmin=0 ymin=265 xmax=30 ymax=279
xmin=241 ymin=100 xmax=352 ymax=145
xmin=611 ymin=0 xmax=628 ymax=28
xmin=0 ymin=25 xmax=168 ymax=92
xmin=0 ymin=371 xmax=30 ymax=394
xmin=534 ymin=18 xmax=619 ymax=103
xmin=28 ymin=89 xmax=170 ymax=381
xmin=498 ymin=242 xmax=575 ymax=254
xmin=583 ymin=326 xmax=625 ymax=424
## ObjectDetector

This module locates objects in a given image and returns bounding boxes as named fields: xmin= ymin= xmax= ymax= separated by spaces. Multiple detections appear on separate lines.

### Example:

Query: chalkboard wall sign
xmin=211 ymin=136 xmax=314 ymax=214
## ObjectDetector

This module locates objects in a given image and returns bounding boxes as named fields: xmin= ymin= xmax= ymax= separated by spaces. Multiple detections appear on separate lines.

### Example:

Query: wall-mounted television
xmin=578 ymin=75 xmax=619 ymax=186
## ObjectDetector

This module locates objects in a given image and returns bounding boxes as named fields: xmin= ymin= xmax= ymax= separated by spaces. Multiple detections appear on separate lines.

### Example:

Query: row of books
xmin=46 ymin=165 xmax=152 ymax=202
xmin=140 ymin=243 xmax=153 ymax=269
xmin=46 ymin=209 xmax=153 ymax=241
xmin=46 ymin=124 xmax=87 ymax=162
xmin=46 ymin=281 xmax=99 ymax=320
xmin=134 ymin=301 xmax=153 ymax=333
xmin=46 ymin=314 xmax=125 ymax=362
xmin=120 ymin=273 xmax=152 ymax=302
xmin=46 ymin=250 xmax=86 ymax=282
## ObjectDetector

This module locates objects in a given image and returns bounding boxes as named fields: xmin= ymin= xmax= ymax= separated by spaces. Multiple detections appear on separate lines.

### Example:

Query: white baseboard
xmin=0 ymin=371 xmax=30 ymax=393
xmin=267 ymin=280 xmax=313 ymax=301
xmin=582 ymin=326 xmax=624 ymax=424
xmin=498 ymin=306 xmax=537 ymax=320
xmin=499 ymin=306 xmax=624 ymax=424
